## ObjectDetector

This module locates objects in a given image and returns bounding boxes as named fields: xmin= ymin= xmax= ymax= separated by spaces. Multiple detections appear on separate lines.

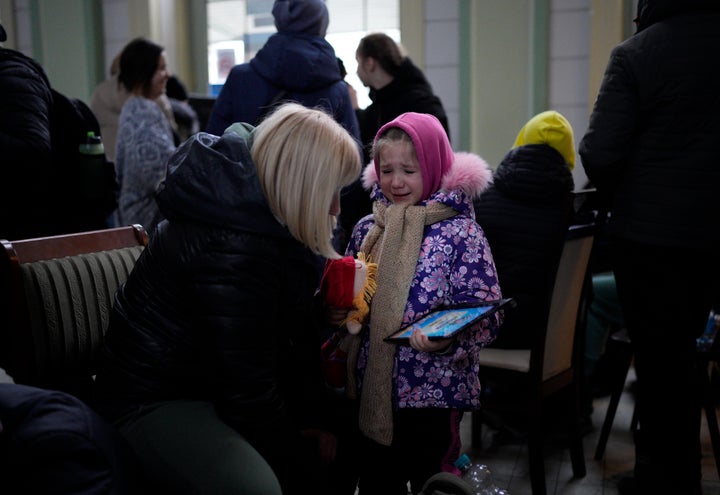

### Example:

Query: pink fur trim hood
xmin=361 ymin=151 xmax=493 ymax=199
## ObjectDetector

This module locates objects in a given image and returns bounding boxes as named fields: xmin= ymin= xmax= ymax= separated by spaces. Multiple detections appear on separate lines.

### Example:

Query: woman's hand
xmin=325 ymin=305 xmax=350 ymax=327
xmin=408 ymin=329 xmax=453 ymax=354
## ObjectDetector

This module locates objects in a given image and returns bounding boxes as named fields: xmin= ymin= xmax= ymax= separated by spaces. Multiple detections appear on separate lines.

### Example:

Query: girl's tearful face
xmin=378 ymin=141 xmax=424 ymax=205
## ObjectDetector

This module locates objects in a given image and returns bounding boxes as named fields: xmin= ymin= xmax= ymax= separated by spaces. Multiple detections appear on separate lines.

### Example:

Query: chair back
xmin=0 ymin=225 xmax=148 ymax=397
xmin=537 ymin=223 xmax=595 ymax=381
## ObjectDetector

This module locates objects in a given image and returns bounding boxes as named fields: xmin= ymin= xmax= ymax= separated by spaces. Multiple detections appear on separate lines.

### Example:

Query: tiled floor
xmin=459 ymin=367 xmax=720 ymax=495
xmin=3 ymin=364 xmax=717 ymax=495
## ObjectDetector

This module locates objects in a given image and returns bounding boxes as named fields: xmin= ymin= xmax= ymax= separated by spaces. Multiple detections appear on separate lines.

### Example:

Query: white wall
xmin=548 ymin=0 xmax=591 ymax=188
xmin=423 ymin=0 xmax=459 ymax=146
xmin=101 ymin=0 xmax=131 ymax=76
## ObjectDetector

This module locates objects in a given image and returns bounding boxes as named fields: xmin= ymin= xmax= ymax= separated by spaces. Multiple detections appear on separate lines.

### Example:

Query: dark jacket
xmin=93 ymin=128 xmax=331 ymax=489
xmin=0 ymin=48 xmax=54 ymax=240
xmin=474 ymin=144 xmax=574 ymax=349
xmin=0 ymin=48 xmax=117 ymax=241
xmin=356 ymin=57 xmax=449 ymax=165
xmin=578 ymin=0 xmax=720 ymax=250
xmin=0 ymin=383 xmax=142 ymax=495
xmin=205 ymin=32 xmax=360 ymax=142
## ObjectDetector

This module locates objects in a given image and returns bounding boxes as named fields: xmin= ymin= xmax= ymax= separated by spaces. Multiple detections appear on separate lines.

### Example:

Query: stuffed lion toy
xmin=319 ymin=252 xmax=377 ymax=334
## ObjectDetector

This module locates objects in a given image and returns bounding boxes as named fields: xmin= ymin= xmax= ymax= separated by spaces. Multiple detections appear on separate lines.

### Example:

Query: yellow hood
xmin=513 ymin=110 xmax=575 ymax=170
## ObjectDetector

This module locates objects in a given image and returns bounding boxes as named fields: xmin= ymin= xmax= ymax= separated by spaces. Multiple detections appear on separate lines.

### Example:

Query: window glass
xmin=206 ymin=0 xmax=398 ymax=108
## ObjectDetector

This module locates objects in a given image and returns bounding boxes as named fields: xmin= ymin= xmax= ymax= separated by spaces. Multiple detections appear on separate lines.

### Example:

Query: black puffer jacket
xmin=474 ymin=144 xmax=574 ymax=349
xmin=579 ymin=0 xmax=720 ymax=249
xmin=0 ymin=48 xmax=53 ymax=240
xmin=92 ymin=127 xmax=330 ymax=489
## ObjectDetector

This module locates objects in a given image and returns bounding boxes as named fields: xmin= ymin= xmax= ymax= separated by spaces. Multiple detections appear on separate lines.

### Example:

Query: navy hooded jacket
xmin=206 ymin=32 xmax=360 ymax=143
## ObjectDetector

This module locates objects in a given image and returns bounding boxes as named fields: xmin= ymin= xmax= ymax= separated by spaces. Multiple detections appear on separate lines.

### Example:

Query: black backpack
xmin=49 ymin=88 xmax=118 ymax=232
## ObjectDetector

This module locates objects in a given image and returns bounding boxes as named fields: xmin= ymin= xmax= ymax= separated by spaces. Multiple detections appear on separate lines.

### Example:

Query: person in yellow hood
xmin=474 ymin=110 xmax=575 ymax=350
xmin=512 ymin=110 xmax=575 ymax=170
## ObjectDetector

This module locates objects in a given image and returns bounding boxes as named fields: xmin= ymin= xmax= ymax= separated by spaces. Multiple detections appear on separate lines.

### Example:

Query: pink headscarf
xmin=374 ymin=112 xmax=454 ymax=202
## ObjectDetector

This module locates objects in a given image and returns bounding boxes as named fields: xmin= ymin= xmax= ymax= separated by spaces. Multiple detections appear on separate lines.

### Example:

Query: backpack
xmin=49 ymin=88 xmax=118 ymax=232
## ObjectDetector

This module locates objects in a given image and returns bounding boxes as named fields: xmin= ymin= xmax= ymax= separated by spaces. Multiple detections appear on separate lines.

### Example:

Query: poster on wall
xmin=216 ymin=48 xmax=236 ymax=82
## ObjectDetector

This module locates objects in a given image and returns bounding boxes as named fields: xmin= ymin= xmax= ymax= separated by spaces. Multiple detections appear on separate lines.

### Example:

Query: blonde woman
xmin=93 ymin=103 xmax=361 ymax=495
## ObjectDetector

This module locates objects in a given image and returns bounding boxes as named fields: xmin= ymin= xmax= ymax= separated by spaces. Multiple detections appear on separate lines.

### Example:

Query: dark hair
xmin=336 ymin=57 xmax=347 ymax=79
xmin=356 ymin=33 xmax=404 ymax=76
xmin=118 ymin=37 xmax=164 ymax=96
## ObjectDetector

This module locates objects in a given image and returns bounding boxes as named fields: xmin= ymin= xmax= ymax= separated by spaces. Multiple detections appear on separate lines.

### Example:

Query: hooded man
xmin=205 ymin=0 xmax=359 ymax=141
xmin=579 ymin=1 xmax=720 ymax=493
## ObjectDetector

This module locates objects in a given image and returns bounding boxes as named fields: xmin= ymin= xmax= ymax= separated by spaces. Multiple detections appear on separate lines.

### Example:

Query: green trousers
xmin=116 ymin=400 xmax=282 ymax=495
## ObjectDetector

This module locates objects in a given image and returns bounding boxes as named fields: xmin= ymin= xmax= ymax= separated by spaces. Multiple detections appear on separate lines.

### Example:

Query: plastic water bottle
xmin=78 ymin=131 xmax=107 ymax=199
xmin=78 ymin=130 xmax=105 ymax=155
xmin=454 ymin=454 xmax=510 ymax=494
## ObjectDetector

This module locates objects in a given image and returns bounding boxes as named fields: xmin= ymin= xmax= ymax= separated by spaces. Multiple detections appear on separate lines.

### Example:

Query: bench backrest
xmin=0 ymin=225 xmax=148 ymax=399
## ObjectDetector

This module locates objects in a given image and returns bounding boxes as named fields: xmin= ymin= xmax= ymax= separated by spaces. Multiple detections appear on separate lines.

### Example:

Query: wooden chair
xmin=592 ymin=327 xmax=636 ymax=461
xmin=593 ymin=328 xmax=720 ymax=478
xmin=0 ymin=225 xmax=148 ymax=400
xmin=471 ymin=223 xmax=595 ymax=495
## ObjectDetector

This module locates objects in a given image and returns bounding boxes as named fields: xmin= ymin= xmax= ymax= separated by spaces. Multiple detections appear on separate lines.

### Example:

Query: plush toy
xmin=319 ymin=252 xmax=377 ymax=388
xmin=320 ymin=252 xmax=377 ymax=334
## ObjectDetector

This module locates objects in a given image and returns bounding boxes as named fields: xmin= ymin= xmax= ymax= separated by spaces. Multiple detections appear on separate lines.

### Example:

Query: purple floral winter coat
xmin=346 ymin=152 xmax=502 ymax=410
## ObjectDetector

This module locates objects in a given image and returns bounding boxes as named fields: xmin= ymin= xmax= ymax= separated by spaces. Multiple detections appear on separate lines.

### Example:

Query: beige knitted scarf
xmin=346 ymin=200 xmax=457 ymax=446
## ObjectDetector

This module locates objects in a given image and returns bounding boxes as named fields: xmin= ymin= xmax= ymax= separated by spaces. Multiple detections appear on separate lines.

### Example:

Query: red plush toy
xmin=319 ymin=252 xmax=377 ymax=388
xmin=319 ymin=252 xmax=377 ymax=335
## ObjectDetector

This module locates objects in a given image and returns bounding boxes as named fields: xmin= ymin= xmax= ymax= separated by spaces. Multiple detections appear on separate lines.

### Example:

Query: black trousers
xmin=331 ymin=400 xmax=462 ymax=495
xmin=611 ymin=237 xmax=718 ymax=493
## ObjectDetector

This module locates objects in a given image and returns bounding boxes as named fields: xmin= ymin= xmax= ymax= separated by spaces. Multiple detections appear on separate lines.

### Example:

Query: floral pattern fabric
xmin=346 ymin=183 xmax=502 ymax=411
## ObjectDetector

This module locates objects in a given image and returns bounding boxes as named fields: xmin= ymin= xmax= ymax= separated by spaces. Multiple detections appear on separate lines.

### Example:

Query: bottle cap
xmin=454 ymin=453 xmax=471 ymax=470
xmin=79 ymin=131 xmax=105 ymax=155
xmin=87 ymin=131 xmax=102 ymax=144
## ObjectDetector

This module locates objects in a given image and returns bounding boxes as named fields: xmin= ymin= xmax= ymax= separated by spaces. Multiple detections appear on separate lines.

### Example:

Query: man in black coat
xmin=579 ymin=1 xmax=720 ymax=492
xmin=0 ymin=24 xmax=55 ymax=241
xmin=0 ymin=23 xmax=117 ymax=241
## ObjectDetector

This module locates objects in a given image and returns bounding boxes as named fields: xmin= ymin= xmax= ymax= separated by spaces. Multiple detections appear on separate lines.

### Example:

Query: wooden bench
xmin=0 ymin=224 xmax=148 ymax=400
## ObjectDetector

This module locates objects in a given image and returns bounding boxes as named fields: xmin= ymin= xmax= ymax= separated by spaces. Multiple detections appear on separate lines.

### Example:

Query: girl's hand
xmin=408 ymin=329 xmax=453 ymax=354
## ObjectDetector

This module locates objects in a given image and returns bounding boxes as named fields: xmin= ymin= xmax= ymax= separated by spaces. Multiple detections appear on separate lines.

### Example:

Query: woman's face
xmin=377 ymin=141 xmax=423 ymax=205
xmin=149 ymin=51 xmax=170 ymax=99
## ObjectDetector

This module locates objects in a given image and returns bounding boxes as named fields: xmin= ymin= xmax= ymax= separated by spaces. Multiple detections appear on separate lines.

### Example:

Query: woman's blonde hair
xmin=252 ymin=102 xmax=361 ymax=258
